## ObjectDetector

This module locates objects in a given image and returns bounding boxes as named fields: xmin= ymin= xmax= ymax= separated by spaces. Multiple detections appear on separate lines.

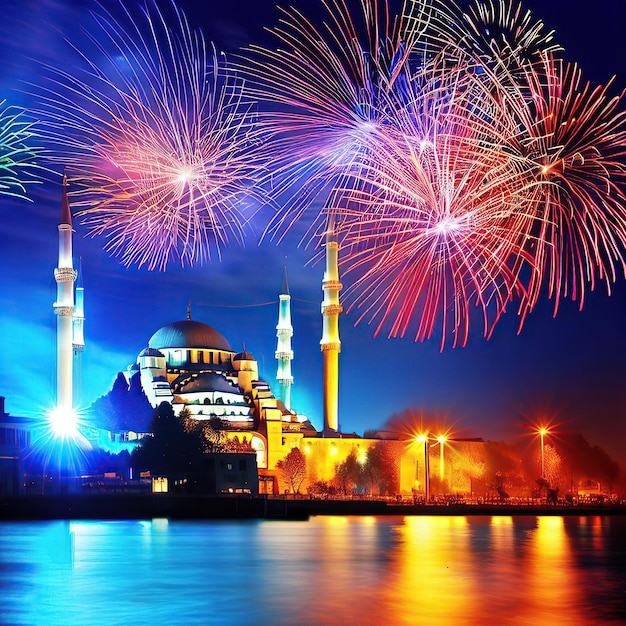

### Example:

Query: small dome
xmin=139 ymin=347 xmax=165 ymax=358
xmin=234 ymin=350 xmax=256 ymax=362
xmin=149 ymin=319 xmax=232 ymax=351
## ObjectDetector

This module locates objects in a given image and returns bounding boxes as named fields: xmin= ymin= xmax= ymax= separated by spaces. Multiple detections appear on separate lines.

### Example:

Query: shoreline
xmin=2 ymin=494 xmax=625 ymax=521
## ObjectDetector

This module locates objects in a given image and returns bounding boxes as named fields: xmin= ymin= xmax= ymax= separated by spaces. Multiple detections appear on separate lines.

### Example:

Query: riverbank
xmin=2 ymin=494 xmax=626 ymax=520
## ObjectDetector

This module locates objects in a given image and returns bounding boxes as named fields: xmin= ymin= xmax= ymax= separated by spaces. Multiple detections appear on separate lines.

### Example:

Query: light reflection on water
xmin=1 ymin=515 xmax=625 ymax=625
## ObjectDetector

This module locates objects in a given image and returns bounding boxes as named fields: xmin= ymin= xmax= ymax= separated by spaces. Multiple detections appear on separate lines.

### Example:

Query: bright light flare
xmin=25 ymin=405 xmax=93 ymax=478
xmin=47 ymin=406 xmax=80 ymax=440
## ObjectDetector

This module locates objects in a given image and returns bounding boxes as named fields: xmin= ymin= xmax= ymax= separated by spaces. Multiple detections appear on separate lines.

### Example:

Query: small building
xmin=152 ymin=452 xmax=259 ymax=495
xmin=0 ymin=397 xmax=31 ymax=496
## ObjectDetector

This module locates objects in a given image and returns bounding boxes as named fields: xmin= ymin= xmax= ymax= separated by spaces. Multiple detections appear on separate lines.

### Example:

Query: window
xmin=227 ymin=463 xmax=233 ymax=471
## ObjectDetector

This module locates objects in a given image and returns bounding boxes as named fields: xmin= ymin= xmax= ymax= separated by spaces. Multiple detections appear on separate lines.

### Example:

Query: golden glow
xmin=383 ymin=516 xmax=475 ymax=622
xmin=330 ymin=444 xmax=338 ymax=456
xmin=152 ymin=477 xmax=168 ymax=493
xmin=304 ymin=444 xmax=311 ymax=454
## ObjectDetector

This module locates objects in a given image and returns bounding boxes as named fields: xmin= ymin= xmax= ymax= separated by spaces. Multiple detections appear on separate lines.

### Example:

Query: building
xmin=0 ymin=397 xmax=31 ymax=496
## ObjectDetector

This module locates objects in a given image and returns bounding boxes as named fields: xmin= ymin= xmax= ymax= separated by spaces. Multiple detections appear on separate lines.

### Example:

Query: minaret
xmin=54 ymin=175 xmax=77 ymax=414
xmin=72 ymin=257 xmax=85 ymax=406
xmin=320 ymin=221 xmax=342 ymax=433
xmin=275 ymin=266 xmax=294 ymax=410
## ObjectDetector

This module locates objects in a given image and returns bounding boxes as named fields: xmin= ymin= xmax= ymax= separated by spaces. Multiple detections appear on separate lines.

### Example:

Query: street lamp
xmin=437 ymin=434 xmax=446 ymax=482
xmin=416 ymin=435 xmax=430 ymax=501
xmin=539 ymin=427 xmax=548 ymax=479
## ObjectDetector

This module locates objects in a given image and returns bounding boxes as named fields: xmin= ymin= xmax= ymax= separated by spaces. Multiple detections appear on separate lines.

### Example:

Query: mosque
xmin=52 ymin=179 xmax=473 ymax=497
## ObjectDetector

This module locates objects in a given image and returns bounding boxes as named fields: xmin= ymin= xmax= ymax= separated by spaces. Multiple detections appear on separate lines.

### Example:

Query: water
xmin=1 ymin=515 xmax=625 ymax=625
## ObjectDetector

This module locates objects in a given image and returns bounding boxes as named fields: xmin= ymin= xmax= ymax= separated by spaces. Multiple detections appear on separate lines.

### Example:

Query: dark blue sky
xmin=1 ymin=0 xmax=625 ymax=462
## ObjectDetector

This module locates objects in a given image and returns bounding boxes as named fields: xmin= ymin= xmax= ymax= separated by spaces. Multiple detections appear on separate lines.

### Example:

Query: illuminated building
xmin=320 ymin=224 xmax=342 ymax=433
xmin=127 ymin=304 xmax=316 ymax=474
xmin=0 ymin=397 xmax=31 ymax=496
xmin=275 ymin=266 xmax=294 ymax=411
xmin=72 ymin=259 xmax=85 ymax=406
xmin=53 ymin=175 xmax=77 ymax=416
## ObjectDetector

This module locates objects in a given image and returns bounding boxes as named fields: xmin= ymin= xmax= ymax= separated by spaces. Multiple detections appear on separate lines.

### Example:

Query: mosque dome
xmin=234 ymin=350 xmax=256 ymax=362
xmin=138 ymin=347 xmax=165 ymax=358
xmin=148 ymin=320 xmax=232 ymax=351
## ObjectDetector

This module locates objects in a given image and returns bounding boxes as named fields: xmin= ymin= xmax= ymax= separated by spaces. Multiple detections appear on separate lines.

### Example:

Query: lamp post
xmin=437 ymin=434 xmax=446 ymax=483
xmin=417 ymin=435 xmax=430 ymax=501
xmin=539 ymin=427 xmax=548 ymax=479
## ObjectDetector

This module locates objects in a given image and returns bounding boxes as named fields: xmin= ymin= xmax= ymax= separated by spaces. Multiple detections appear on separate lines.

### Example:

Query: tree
xmin=131 ymin=402 xmax=204 ymax=475
xmin=363 ymin=441 xmax=399 ymax=496
xmin=277 ymin=447 xmax=307 ymax=494
xmin=334 ymin=448 xmax=364 ymax=495
xmin=543 ymin=444 xmax=563 ymax=488
xmin=183 ymin=412 xmax=230 ymax=453
xmin=90 ymin=371 xmax=153 ymax=432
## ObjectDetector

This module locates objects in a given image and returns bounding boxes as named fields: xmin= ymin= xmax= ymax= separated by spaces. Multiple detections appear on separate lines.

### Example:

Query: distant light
xmin=47 ymin=406 xmax=79 ymax=439
xmin=330 ymin=444 xmax=338 ymax=456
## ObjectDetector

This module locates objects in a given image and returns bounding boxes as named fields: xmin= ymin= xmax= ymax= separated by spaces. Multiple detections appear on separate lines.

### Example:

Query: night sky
xmin=1 ymin=0 xmax=625 ymax=462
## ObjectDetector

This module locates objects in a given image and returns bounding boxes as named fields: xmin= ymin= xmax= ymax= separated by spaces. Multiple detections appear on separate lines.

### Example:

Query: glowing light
xmin=47 ymin=406 xmax=79 ymax=440
xmin=433 ymin=217 xmax=462 ymax=236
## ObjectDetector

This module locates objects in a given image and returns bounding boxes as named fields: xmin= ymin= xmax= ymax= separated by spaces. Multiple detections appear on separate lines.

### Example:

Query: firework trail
xmin=500 ymin=54 xmax=626 ymax=320
xmin=422 ymin=0 xmax=560 ymax=68
xmin=0 ymin=101 xmax=41 ymax=200
xmin=242 ymin=0 xmax=434 ymax=243
xmin=34 ymin=0 xmax=261 ymax=270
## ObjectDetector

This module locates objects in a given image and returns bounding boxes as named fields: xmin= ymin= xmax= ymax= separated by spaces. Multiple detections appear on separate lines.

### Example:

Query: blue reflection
xmin=0 ymin=516 xmax=625 ymax=625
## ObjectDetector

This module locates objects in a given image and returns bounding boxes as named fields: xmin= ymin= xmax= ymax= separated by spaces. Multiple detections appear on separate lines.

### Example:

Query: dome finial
xmin=187 ymin=302 xmax=191 ymax=320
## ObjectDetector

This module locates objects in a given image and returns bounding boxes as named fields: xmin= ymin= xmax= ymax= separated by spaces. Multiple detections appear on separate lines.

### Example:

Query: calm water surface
xmin=1 ymin=515 xmax=625 ymax=625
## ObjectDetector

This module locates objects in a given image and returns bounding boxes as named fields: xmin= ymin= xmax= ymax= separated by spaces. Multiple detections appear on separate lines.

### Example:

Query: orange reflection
xmin=382 ymin=516 xmax=478 ymax=623
xmin=521 ymin=516 xmax=583 ymax=621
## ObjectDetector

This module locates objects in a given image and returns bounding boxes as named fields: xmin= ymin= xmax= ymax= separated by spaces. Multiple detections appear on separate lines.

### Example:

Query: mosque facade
xmin=54 ymin=180 xmax=470 ymax=497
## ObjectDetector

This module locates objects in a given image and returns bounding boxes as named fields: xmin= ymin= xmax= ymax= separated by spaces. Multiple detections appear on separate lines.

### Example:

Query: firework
xmin=242 ymin=0 xmax=433 ymax=242
xmin=34 ymin=1 xmax=260 ymax=270
xmin=0 ymin=101 xmax=41 ymax=200
xmin=334 ymin=57 xmax=536 ymax=348
xmin=248 ymin=0 xmax=626 ymax=347
xmin=423 ymin=0 xmax=560 ymax=68
xmin=500 ymin=54 xmax=626 ymax=319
